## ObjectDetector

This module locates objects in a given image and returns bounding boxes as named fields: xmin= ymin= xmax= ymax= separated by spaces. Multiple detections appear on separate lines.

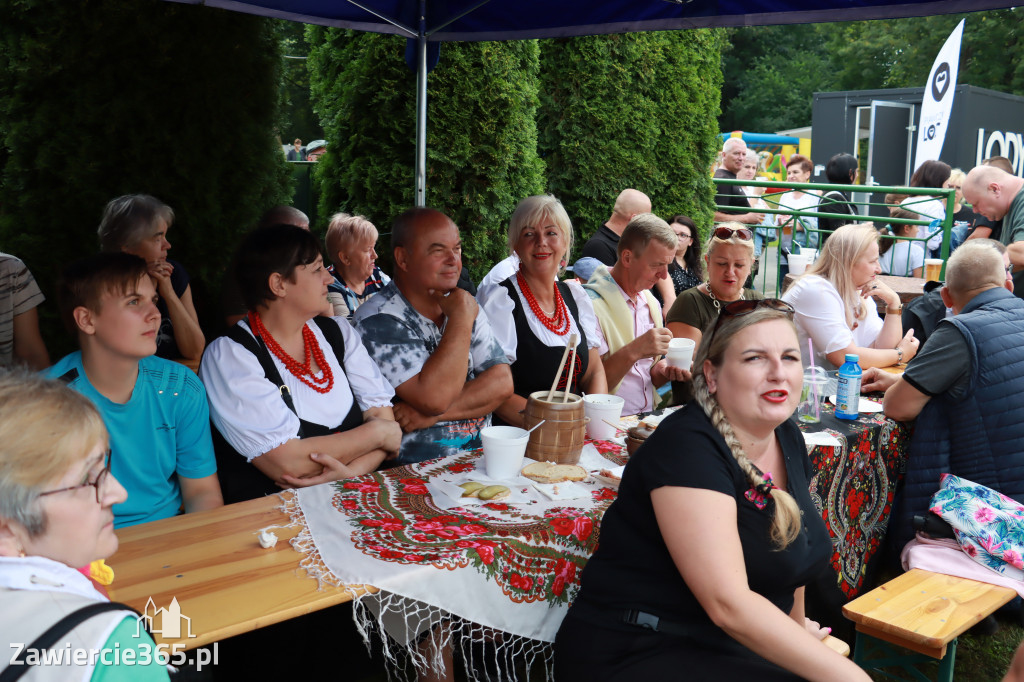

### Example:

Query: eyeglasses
xmin=712 ymin=226 xmax=753 ymax=241
xmin=710 ymin=299 xmax=795 ymax=338
xmin=38 ymin=450 xmax=112 ymax=505
xmin=676 ymin=233 xmax=692 ymax=242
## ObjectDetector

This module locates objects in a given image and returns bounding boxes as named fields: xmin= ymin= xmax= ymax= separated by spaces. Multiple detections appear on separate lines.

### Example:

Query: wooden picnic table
xmin=106 ymin=418 xmax=909 ymax=660
xmin=107 ymin=494 xmax=372 ymax=650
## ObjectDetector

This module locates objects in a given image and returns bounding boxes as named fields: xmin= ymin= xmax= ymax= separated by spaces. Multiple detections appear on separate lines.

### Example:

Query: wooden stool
xmin=843 ymin=569 xmax=1016 ymax=681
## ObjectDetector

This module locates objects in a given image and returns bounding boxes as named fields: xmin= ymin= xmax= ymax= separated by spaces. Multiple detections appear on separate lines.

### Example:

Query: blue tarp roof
xmin=167 ymin=0 xmax=1017 ymax=41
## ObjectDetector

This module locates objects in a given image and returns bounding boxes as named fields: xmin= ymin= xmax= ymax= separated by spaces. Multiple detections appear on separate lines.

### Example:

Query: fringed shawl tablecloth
xmin=799 ymin=403 xmax=912 ymax=638
xmin=283 ymin=441 xmax=628 ymax=677
xmin=281 ymin=410 xmax=910 ymax=677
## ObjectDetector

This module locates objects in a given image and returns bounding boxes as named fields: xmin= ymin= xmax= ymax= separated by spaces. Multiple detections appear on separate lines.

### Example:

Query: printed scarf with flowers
xmin=930 ymin=473 xmax=1024 ymax=579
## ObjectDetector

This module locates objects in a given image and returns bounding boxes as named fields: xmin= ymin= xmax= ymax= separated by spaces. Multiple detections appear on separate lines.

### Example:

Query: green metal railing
xmin=712 ymin=178 xmax=956 ymax=294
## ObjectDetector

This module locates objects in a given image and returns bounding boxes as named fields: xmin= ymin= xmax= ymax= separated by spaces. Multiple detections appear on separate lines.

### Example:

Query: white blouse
xmin=900 ymin=196 xmax=946 ymax=252
xmin=477 ymin=278 xmax=601 ymax=364
xmin=782 ymin=275 xmax=884 ymax=370
xmin=200 ymin=317 xmax=394 ymax=461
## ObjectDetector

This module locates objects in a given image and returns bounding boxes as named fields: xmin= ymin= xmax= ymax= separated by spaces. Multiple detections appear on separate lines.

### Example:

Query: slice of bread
xmin=521 ymin=460 xmax=588 ymax=484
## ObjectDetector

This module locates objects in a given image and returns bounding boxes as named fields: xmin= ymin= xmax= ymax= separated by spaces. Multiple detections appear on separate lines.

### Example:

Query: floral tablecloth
xmin=283 ymin=407 xmax=908 ymax=675
xmin=797 ymin=402 xmax=911 ymax=638
xmin=284 ymin=440 xmax=627 ymax=677
xmin=801 ymin=404 xmax=910 ymax=598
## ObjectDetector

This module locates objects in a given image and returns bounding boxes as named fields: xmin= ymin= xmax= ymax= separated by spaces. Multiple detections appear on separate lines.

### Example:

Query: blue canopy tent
xmin=167 ymin=0 xmax=1016 ymax=204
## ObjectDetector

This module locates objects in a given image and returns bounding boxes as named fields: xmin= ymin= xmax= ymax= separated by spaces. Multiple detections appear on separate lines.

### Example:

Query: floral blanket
xmin=289 ymin=441 xmax=626 ymax=644
xmin=931 ymin=473 xmax=1024 ymax=580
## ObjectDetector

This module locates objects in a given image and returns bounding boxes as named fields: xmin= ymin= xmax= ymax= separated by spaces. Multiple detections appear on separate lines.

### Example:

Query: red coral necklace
xmin=248 ymin=311 xmax=334 ymax=393
xmin=517 ymin=271 xmax=570 ymax=335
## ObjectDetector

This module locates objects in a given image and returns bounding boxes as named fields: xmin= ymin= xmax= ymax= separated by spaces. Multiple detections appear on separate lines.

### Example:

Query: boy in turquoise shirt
xmin=46 ymin=253 xmax=222 ymax=527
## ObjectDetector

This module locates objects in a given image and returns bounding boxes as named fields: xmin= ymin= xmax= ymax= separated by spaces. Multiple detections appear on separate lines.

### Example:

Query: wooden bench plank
xmin=843 ymin=569 xmax=1015 ymax=654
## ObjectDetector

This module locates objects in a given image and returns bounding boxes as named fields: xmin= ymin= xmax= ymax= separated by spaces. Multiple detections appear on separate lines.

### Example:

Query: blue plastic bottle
xmin=835 ymin=354 xmax=862 ymax=420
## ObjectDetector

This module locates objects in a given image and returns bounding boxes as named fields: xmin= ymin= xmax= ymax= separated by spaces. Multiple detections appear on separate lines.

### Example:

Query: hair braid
xmin=693 ymin=363 xmax=802 ymax=549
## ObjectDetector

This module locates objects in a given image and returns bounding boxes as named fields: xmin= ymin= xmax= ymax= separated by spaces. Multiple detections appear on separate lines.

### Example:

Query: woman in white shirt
xmin=201 ymin=225 xmax=401 ymax=502
xmin=781 ymin=223 xmax=920 ymax=370
xmin=477 ymin=195 xmax=607 ymax=426
xmin=0 ymin=373 xmax=168 ymax=681
xmin=901 ymin=160 xmax=951 ymax=256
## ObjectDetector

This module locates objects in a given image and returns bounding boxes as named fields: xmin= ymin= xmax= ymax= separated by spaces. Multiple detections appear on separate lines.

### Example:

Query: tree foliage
xmin=719 ymin=24 xmax=836 ymax=133
xmin=0 ymin=0 xmax=292 ymax=353
xmin=719 ymin=9 xmax=1024 ymax=134
xmin=538 ymin=30 xmax=725 ymax=248
xmin=307 ymin=30 xmax=545 ymax=281
xmin=826 ymin=10 xmax=1024 ymax=94
xmin=276 ymin=20 xmax=323 ymax=145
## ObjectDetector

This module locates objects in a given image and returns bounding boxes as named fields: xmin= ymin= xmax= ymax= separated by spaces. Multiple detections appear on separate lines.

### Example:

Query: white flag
xmin=913 ymin=19 xmax=964 ymax=171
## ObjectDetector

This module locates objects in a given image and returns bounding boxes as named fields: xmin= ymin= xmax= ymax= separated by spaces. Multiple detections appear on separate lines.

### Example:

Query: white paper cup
xmin=788 ymin=252 xmax=810 ymax=275
xmin=582 ymin=394 xmax=625 ymax=440
xmin=665 ymin=337 xmax=696 ymax=370
xmin=480 ymin=426 xmax=529 ymax=479
xmin=924 ymin=258 xmax=943 ymax=281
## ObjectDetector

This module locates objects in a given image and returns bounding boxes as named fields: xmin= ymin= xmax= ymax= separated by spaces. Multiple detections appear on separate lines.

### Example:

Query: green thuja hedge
xmin=0 ymin=0 xmax=291 ymax=354
xmin=307 ymin=30 xmax=545 ymax=281
xmin=538 ymin=31 xmax=724 ymax=250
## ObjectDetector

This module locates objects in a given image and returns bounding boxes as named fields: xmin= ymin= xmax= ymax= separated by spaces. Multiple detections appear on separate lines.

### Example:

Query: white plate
xmin=590 ymin=465 xmax=625 ymax=488
xmin=828 ymin=395 xmax=883 ymax=414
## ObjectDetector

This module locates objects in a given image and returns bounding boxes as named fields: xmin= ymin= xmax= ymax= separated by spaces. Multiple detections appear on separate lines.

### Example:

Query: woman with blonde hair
xmin=782 ymin=223 xmax=919 ymax=370
xmin=0 ymin=371 xmax=168 ymax=679
xmin=478 ymin=195 xmax=607 ymax=426
xmin=324 ymin=212 xmax=391 ymax=320
xmin=667 ymin=224 xmax=764 ymax=351
xmin=556 ymin=303 xmax=867 ymax=681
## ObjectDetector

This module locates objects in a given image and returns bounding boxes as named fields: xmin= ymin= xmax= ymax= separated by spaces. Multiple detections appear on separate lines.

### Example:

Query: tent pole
xmin=414 ymin=0 xmax=427 ymax=207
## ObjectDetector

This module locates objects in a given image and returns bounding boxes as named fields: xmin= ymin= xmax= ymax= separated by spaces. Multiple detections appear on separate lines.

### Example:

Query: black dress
xmin=492 ymin=277 xmax=589 ymax=427
xmin=554 ymin=405 xmax=830 ymax=680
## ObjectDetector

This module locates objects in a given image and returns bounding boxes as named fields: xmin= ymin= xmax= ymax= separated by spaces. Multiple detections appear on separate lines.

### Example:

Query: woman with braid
xmin=555 ymin=302 xmax=867 ymax=681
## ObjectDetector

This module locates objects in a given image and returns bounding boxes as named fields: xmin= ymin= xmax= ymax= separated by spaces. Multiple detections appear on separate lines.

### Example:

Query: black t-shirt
xmin=575 ymin=404 xmax=830 ymax=630
xmin=955 ymin=205 xmax=992 ymax=237
xmin=817 ymin=189 xmax=856 ymax=240
xmin=155 ymin=258 xmax=191 ymax=360
xmin=902 ymin=320 xmax=971 ymax=401
xmin=580 ymin=224 xmax=621 ymax=267
xmin=713 ymin=168 xmax=754 ymax=216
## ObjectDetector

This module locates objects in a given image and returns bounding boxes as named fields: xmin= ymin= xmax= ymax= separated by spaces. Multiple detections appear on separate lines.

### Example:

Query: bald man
xmin=579 ymin=188 xmax=652 ymax=267
xmin=860 ymin=240 xmax=1024 ymax=554
xmin=963 ymin=166 xmax=1024 ymax=247
xmin=712 ymin=137 xmax=765 ymax=225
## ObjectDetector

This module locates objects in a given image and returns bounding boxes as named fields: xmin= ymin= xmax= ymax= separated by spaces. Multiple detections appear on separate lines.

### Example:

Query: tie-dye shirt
xmin=354 ymin=282 xmax=509 ymax=464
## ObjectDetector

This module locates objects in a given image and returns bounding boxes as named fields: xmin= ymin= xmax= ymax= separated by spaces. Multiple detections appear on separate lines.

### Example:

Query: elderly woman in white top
xmin=0 ymin=372 xmax=168 ymax=680
xmin=781 ymin=223 xmax=920 ymax=370
xmin=477 ymin=195 xmax=608 ymax=427
xmin=200 ymin=225 xmax=401 ymax=503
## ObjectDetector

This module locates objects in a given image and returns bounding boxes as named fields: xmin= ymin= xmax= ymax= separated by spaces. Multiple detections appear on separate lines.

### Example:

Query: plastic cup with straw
xmin=799 ymin=337 xmax=828 ymax=423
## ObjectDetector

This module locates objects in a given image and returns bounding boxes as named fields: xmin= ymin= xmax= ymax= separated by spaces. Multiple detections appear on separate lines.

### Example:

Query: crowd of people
xmin=3 ymin=133 xmax=1024 ymax=679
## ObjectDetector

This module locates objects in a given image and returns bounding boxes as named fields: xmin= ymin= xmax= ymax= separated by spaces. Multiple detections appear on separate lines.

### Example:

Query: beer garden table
xmin=109 ymin=407 xmax=910 ymax=674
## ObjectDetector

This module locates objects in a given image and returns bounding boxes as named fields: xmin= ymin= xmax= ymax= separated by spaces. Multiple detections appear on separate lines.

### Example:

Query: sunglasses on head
xmin=710 ymin=298 xmax=795 ymax=337
xmin=712 ymin=226 xmax=753 ymax=241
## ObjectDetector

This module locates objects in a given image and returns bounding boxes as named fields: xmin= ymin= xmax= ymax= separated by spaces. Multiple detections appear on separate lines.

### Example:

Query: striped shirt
xmin=0 ymin=253 xmax=45 ymax=367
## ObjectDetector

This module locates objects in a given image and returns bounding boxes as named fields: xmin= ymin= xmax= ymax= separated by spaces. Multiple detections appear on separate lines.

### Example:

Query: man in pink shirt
xmin=583 ymin=214 xmax=688 ymax=414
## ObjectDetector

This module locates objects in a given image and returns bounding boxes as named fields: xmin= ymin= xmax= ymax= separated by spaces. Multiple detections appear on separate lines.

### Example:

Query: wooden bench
xmin=842 ymin=568 xmax=1016 ymax=681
